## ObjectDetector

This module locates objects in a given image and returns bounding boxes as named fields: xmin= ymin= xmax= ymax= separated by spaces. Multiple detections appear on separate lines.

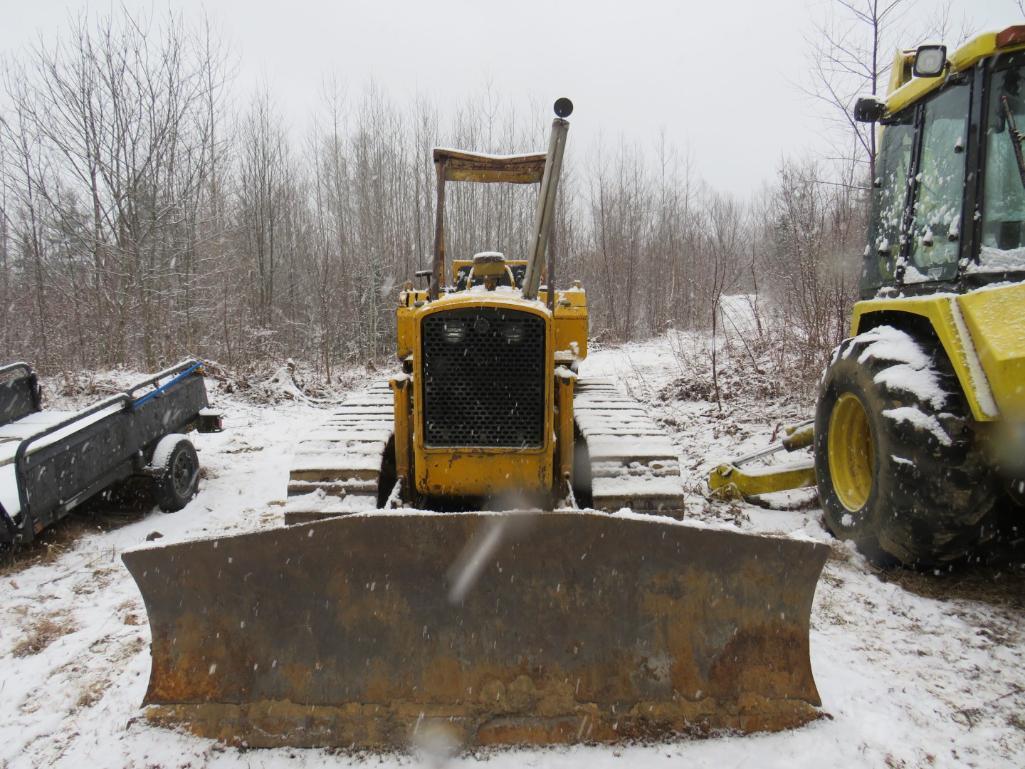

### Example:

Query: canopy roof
xmin=432 ymin=148 xmax=547 ymax=184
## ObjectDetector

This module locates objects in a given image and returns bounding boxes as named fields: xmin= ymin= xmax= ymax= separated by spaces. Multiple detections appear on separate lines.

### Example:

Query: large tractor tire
xmin=815 ymin=325 xmax=998 ymax=567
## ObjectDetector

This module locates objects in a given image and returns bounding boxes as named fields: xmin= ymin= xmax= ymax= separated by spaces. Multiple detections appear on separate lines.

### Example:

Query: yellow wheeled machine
xmin=123 ymin=100 xmax=828 ymax=750
xmin=711 ymin=28 xmax=1025 ymax=567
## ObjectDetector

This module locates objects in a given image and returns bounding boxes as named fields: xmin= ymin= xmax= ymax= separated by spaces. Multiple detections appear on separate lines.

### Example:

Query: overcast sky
xmin=0 ymin=0 xmax=1019 ymax=194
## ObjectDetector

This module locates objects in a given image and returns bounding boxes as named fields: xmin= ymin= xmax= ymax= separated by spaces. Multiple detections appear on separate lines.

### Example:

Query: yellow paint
xmin=389 ymin=376 xmax=412 ymax=490
xmin=957 ymin=284 xmax=1025 ymax=418
xmin=395 ymin=251 xmax=590 ymax=501
xmin=885 ymin=29 xmax=1025 ymax=115
xmin=553 ymin=288 xmax=588 ymax=361
xmin=707 ymin=461 xmax=816 ymax=500
xmin=396 ymin=288 xmax=428 ymax=361
xmin=409 ymin=292 xmax=557 ymax=499
xmin=886 ymin=49 xmax=915 ymax=95
xmin=451 ymin=258 xmax=527 ymax=284
xmin=827 ymin=393 xmax=874 ymax=512
xmin=438 ymin=259 xmax=588 ymax=363
xmin=851 ymin=295 xmax=999 ymax=421
xmin=555 ymin=370 xmax=576 ymax=487
xmin=415 ymin=449 xmax=554 ymax=498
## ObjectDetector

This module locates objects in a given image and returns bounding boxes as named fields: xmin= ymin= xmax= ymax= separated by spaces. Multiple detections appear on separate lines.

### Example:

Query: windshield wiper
xmin=1001 ymin=95 xmax=1025 ymax=191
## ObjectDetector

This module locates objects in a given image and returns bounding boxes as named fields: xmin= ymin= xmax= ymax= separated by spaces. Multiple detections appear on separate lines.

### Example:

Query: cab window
xmin=906 ymin=82 xmax=969 ymax=283
xmin=862 ymin=110 xmax=914 ymax=293
xmin=980 ymin=59 xmax=1025 ymax=265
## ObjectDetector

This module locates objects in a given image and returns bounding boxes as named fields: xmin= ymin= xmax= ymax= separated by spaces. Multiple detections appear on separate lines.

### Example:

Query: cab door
xmin=902 ymin=78 xmax=971 ymax=286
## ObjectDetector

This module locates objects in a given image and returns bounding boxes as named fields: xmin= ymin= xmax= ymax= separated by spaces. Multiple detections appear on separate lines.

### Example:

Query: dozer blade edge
xmin=122 ymin=511 xmax=828 ymax=749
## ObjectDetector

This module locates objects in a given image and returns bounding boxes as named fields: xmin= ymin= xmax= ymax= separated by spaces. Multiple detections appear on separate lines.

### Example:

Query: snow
xmin=874 ymin=362 xmax=947 ymax=409
xmin=147 ymin=433 xmax=188 ymax=471
xmin=1 ymin=333 xmax=1023 ymax=768
xmin=948 ymin=296 xmax=999 ymax=418
xmin=969 ymin=245 xmax=1025 ymax=274
xmin=0 ymin=467 xmax=19 ymax=517
xmin=717 ymin=293 xmax=762 ymax=335
xmin=850 ymin=325 xmax=949 ymax=410
xmin=846 ymin=293 xmax=999 ymax=419
xmin=0 ymin=404 xmax=125 ymax=516
xmin=432 ymin=148 xmax=545 ymax=162
xmin=903 ymin=263 xmax=931 ymax=284
xmin=882 ymin=406 xmax=953 ymax=445
xmin=850 ymin=325 xmax=930 ymax=368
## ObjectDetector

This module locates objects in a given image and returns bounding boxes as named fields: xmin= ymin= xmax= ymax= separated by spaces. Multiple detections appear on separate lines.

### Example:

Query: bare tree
xmin=804 ymin=0 xmax=912 ymax=182
xmin=0 ymin=2 xmax=870 ymax=383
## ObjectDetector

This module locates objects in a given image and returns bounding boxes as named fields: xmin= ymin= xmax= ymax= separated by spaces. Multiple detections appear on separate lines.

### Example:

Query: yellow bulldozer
xmin=710 ymin=27 xmax=1025 ymax=567
xmin=122 ymin=100 xmax=828 ymax=750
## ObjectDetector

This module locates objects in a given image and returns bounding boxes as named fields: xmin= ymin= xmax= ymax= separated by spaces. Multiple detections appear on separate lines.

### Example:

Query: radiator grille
xmin=421 ymin=308 xmax=546 ymax=448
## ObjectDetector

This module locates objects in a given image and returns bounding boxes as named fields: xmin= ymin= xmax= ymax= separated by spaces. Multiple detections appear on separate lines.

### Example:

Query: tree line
xmin=0 ymin=9 xmax=868 ymax=379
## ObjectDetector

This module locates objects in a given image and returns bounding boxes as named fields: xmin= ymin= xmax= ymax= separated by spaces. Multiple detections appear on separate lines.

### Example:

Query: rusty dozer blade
xmin=122 ymin=511 xmax=828 ymax=749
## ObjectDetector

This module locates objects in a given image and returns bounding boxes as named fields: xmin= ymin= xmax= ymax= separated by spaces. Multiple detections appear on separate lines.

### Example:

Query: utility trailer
xmin=0 ymin=360 xmax=221 ymax=545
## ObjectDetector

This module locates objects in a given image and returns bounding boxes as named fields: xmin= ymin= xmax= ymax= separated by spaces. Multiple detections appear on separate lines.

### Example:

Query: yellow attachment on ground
xmin=708 ymin=459 xmax=817 ymax=500
xmin=827 ymin=393 xmax=874 ymax=512
xmin=782 ymin=422 xmax=815 ymax=450
xmin=707 ymin=422 xmax=816 ymax=500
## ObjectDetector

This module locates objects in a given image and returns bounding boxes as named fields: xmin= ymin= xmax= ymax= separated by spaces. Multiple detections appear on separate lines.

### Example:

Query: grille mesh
xmin=422 ymin=308 xmax=546 ymax=448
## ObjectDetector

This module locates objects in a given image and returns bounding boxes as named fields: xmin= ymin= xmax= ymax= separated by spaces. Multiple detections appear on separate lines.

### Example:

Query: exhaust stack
xmin=522 ymin=99 xmax=572 ymax=301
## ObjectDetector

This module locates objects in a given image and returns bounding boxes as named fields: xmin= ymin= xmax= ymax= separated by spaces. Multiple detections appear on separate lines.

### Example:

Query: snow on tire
xmin=150 ymin=434 xmax=200 ymax=513
xmin=815 ymin=325 xmax=998 ymax=567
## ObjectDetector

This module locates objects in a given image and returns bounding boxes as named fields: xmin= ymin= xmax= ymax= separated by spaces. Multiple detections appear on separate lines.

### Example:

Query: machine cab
xmin=861 ymin=29 xmax=1025 ymax=298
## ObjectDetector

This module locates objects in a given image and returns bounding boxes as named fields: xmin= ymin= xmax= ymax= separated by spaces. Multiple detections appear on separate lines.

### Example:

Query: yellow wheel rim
xmin=828 ymin=393 xmax=874 ymax=512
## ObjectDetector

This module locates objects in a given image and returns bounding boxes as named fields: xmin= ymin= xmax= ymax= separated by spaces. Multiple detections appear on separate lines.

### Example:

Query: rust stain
xmin=124 ymin=511 xmax=828 ymax=749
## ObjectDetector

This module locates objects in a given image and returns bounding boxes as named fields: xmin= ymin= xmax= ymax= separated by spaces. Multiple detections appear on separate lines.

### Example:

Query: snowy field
xmin=1 ymin=329 xmax=1024 ymax=769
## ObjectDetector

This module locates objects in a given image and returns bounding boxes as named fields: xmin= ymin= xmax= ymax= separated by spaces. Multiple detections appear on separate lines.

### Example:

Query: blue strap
xmin=133 ymin=361 xmax=204 ymax=408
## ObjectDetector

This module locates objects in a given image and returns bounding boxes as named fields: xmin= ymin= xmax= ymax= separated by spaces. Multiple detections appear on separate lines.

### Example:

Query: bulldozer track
xmin=285 ymin=377 xmax=685 ymax=520
xmin=285 ymin=381 xmax=393 ymax=523
xmin=574 ymin=376 xmax=685 ymax=515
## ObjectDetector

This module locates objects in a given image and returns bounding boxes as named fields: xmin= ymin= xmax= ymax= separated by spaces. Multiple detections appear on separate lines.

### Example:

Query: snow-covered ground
xmin=1 ymin=331 xmax=1023 ymax=769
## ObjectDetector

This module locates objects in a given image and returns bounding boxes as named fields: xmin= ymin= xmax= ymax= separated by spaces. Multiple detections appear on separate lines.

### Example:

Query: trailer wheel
xmin=152 ymin=436 xmax=200 ymax=512
xmin=815 ymin=326 xmax=998 ymax=567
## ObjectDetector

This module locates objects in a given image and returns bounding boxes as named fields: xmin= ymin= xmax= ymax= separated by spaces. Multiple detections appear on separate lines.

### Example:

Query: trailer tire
xmin=815 ymin=326 xmax=998 ymax=567
xmin=152 ymin=436 xmax=200 ymax=512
